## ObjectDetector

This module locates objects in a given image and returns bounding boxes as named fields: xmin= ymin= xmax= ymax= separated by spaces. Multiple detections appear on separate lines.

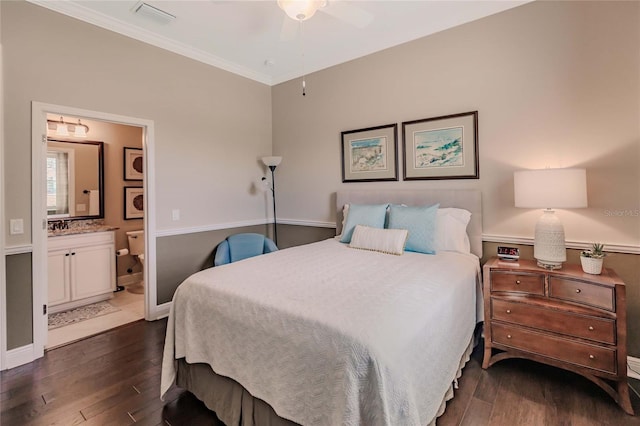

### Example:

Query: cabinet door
xmin=48 ymin=249 xmax=71 ymax=306
xmin=71 ymin=244 xmax=115 ymax=300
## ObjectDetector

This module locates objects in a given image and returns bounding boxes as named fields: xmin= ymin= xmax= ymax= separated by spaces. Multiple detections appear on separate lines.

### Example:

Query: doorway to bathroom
xmin=29 ymin=102 xmax=159 ymax=360
xmin=44 ymin=115 xmax=146 ymax=349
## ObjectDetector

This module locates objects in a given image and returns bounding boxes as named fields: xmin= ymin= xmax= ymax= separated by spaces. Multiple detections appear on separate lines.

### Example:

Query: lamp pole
xmin=261 ymin=156 xmax=282 ymax=246
xmin=269 ymin=165 xmax=278 ymax=245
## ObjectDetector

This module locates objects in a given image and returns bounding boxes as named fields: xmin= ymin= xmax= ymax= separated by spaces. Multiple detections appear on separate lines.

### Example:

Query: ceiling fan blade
xmin=280 ymin=15 xmax=299 ymax=41
xmin=321 ymin=1 xmax=373 ymax=29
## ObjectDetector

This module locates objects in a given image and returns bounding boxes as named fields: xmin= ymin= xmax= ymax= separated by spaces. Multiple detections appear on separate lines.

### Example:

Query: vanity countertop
xmin=48 ymin=225 xmax=119 ymax=237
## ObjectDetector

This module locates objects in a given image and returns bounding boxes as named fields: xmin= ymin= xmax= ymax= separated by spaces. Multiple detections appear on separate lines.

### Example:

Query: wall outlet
xmin=10 ymin=219 xmax=24 ymax=235
xmin=76 ymin=203 xmax=86 ymax=212
xmin=171 ymin=209 xmax=180 ymax=221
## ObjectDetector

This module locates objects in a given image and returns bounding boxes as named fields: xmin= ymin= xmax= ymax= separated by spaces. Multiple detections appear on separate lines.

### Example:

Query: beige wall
xmin=2 ymin=0 xmax=271 ymax=347
xmin=272 ymin=1 xmax=639 ymax=248
xmin=3 ymin=0 xmax=272 ymax=249
xmin=272 ymin=1 xmax=640 ymax=355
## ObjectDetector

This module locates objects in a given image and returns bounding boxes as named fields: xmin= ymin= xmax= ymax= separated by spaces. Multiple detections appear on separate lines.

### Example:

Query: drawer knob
xmin=507 ymin=334 xmax=512 ymax=339
xmin=506 ymin=309 xmax=511 ymax=314
xmin=575 ymin=289 xmax=582 ymax=293
xmin=589 ymin=354 xmax=595 ymax=359
xmin=516 ymin=280 xmax=521 ymax=285
xmin=588 ymin=326 xmax=594 ymax=331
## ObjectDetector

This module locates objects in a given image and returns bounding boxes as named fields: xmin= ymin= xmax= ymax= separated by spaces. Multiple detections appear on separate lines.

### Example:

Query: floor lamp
xmin=261 ymin=156 xmax=282 ymax=245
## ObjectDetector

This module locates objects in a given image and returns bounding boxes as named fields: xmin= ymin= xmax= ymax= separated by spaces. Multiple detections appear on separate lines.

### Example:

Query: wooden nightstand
xmin=482 ymin=257 xmax=634 ymax=415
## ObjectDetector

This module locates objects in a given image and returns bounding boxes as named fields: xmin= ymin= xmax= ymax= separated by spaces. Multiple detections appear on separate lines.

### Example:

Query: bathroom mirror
xmin=47 ymin=139 xmax=104 ymax=220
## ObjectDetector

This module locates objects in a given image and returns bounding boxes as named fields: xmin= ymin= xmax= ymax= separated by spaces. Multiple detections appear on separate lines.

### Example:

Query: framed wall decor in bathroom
xmin=123 ymin=147 xmax=143 ymax=181
xmin=124 ymin=186 xmax=144 ymax=220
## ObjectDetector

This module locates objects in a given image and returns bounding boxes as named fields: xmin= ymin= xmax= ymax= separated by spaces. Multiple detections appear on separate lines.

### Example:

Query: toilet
xmin=126 ymin=230 xmax=145 ymax=294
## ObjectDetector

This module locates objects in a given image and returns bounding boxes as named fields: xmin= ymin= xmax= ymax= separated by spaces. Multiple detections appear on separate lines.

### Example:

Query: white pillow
xmin=349 ymin=225 xmax=408 ymax=255
xmin=435 ymin=208 xmax=471 ymax=253
xmin=339 ymin=204 xmax=471 ymax=253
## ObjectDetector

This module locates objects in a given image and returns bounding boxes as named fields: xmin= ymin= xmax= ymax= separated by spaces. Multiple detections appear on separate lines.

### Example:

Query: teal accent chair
xmin=214 ymin=233 xmax=278 ymax=266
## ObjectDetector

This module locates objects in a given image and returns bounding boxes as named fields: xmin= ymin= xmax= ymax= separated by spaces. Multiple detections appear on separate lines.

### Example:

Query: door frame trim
xmin=30 ymin=102 xmax=158 ymax=363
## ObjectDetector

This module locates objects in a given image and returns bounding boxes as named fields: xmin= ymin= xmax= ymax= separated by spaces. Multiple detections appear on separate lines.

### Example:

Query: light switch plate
xmin=171 ymin=209 xmax=180 ymax=221
xmin=10 ymin=219 xmax=24 ymax=235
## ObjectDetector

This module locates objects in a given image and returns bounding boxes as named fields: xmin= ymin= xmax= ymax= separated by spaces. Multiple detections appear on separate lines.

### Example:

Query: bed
xmin=161 ymin=189 xmax=483 ymax=426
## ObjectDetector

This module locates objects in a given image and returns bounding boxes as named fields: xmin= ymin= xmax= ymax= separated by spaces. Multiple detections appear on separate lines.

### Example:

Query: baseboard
xmin=628 ymin=356 xmax=640 ymax=380
xmin=117 ymin=272 xmax=143 ymax=287
xmin=5 ymin=344 xmax=35 ymax=370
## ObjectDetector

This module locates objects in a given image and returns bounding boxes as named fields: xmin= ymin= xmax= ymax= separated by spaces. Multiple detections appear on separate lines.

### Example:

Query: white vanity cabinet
xmin=47 ymin=231 xmax=116 ymax=313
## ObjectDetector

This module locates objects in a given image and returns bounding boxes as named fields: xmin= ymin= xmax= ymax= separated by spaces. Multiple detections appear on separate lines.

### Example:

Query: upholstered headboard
xmin=336 ymin=189 xmax=483 ymax=258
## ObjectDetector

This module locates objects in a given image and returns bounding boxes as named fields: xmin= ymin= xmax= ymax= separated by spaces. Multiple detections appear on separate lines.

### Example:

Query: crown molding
xmin=26 ymin=0 xmax=273 ymax=86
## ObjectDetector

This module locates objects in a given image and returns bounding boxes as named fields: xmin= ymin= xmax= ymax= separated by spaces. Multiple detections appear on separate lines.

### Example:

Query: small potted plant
xmin=580 ymin=243 xmax=606 ymax=275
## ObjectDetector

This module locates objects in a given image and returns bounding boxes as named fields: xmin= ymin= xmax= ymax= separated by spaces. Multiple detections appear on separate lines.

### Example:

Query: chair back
xmin=214 ymin=233 xmax=278 ymax=266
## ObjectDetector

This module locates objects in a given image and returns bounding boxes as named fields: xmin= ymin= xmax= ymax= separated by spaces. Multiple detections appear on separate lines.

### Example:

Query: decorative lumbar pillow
xmin=435 ymin=208 xmax=472 ymax=253
xmin=387 ymin=203 xmax=439 ymax=254
xmin=349 ymin=225 xmax=408 ymax=255
xmin=339 ymin=203 xmax=389 ymax=243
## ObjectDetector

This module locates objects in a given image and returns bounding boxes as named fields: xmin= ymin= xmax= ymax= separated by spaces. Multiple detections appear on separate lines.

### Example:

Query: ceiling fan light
xmin=278 ymin=0 xmax=323 ymax=21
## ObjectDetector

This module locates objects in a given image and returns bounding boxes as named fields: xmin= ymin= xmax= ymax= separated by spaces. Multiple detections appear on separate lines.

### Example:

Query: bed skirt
xmin=175 ymin=330 xmax=478 ymax=426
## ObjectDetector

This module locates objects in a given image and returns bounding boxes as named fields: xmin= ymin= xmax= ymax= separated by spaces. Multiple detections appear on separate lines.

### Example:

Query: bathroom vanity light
xmin=47 ymin=116 xmax=90 ymax=138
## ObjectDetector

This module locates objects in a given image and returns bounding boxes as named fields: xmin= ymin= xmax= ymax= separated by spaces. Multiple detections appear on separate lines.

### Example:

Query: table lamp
xmin=514 ymin=168 xmax=587 ymax=269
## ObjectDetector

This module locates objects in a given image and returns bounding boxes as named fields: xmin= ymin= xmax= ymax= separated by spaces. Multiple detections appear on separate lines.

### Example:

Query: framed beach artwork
xmin=402 ymin=111 xmax=478 ymax=180
xmin=341 ymin=123 xmax=398 ymax=182
xmin=123 ymin=147 xmax=143 ymax=181
xmin=124 ymin=186 xmax=144 ymax=220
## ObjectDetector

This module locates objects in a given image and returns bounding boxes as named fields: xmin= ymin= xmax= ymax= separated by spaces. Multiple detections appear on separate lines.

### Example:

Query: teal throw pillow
xmin=387 ymin=203 xmax=440 ymax=254
xmin=340 ymin=203 xmax=389 ymax=243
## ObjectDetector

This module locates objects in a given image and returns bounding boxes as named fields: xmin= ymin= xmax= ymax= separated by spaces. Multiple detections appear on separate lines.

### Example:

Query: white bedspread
xmin=161 ymin=238 xmax=480 ymax=426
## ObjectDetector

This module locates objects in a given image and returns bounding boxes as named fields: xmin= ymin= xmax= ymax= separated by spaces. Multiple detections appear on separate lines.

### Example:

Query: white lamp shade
xmin=262 ymin=156 xmax=282 ymax=167
xmin=514 ymin=168 xmax=587 ymax=209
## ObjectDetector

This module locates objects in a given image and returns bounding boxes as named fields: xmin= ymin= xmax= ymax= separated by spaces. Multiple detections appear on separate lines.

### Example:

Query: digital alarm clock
xmin=497 ymin=246 xmax=520 ymax=261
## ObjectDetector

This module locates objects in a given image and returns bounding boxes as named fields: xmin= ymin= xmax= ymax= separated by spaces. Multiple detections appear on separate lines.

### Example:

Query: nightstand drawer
xmin=491 ymin=271 xmax=544 ymax=295
xmin=549 ymin=277 xmax=614 ymax=311
xmin=492 ymin=323 xmax=617 ymax=374
xmin=491 ymin=298 xmax=616 ymax=344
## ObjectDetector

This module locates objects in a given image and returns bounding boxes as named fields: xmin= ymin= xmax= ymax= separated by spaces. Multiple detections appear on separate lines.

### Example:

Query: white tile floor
xmin=46 ymin=284 xmax=145 ymax=350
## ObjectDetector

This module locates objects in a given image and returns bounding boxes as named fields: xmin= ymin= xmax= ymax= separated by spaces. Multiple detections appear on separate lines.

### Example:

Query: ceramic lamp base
xmin=534 ymin=209 xmax=566 ymax=269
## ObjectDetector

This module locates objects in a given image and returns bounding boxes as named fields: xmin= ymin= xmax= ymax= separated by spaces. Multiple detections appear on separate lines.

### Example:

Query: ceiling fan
xmin=278 ymin=0 xmax=374 ymax=41
xmin=276 ymin=1 xmax=373 ymax=96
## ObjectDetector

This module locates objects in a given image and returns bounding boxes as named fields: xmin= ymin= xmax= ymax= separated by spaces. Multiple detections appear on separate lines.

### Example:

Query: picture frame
xmin=402 ymin=111 xmax=479 ymax=180
xmin=341 ymin=123 xmax=398 ymax=182
xmin=124 ymin=186 xmax=144 ymax=220
xmin=123 ymin=147 xmax=143 ymax=181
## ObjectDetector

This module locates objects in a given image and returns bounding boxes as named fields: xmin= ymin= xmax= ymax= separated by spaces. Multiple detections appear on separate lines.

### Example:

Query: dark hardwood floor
xmin=1 ymin=319 xmax=638 ymax=425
